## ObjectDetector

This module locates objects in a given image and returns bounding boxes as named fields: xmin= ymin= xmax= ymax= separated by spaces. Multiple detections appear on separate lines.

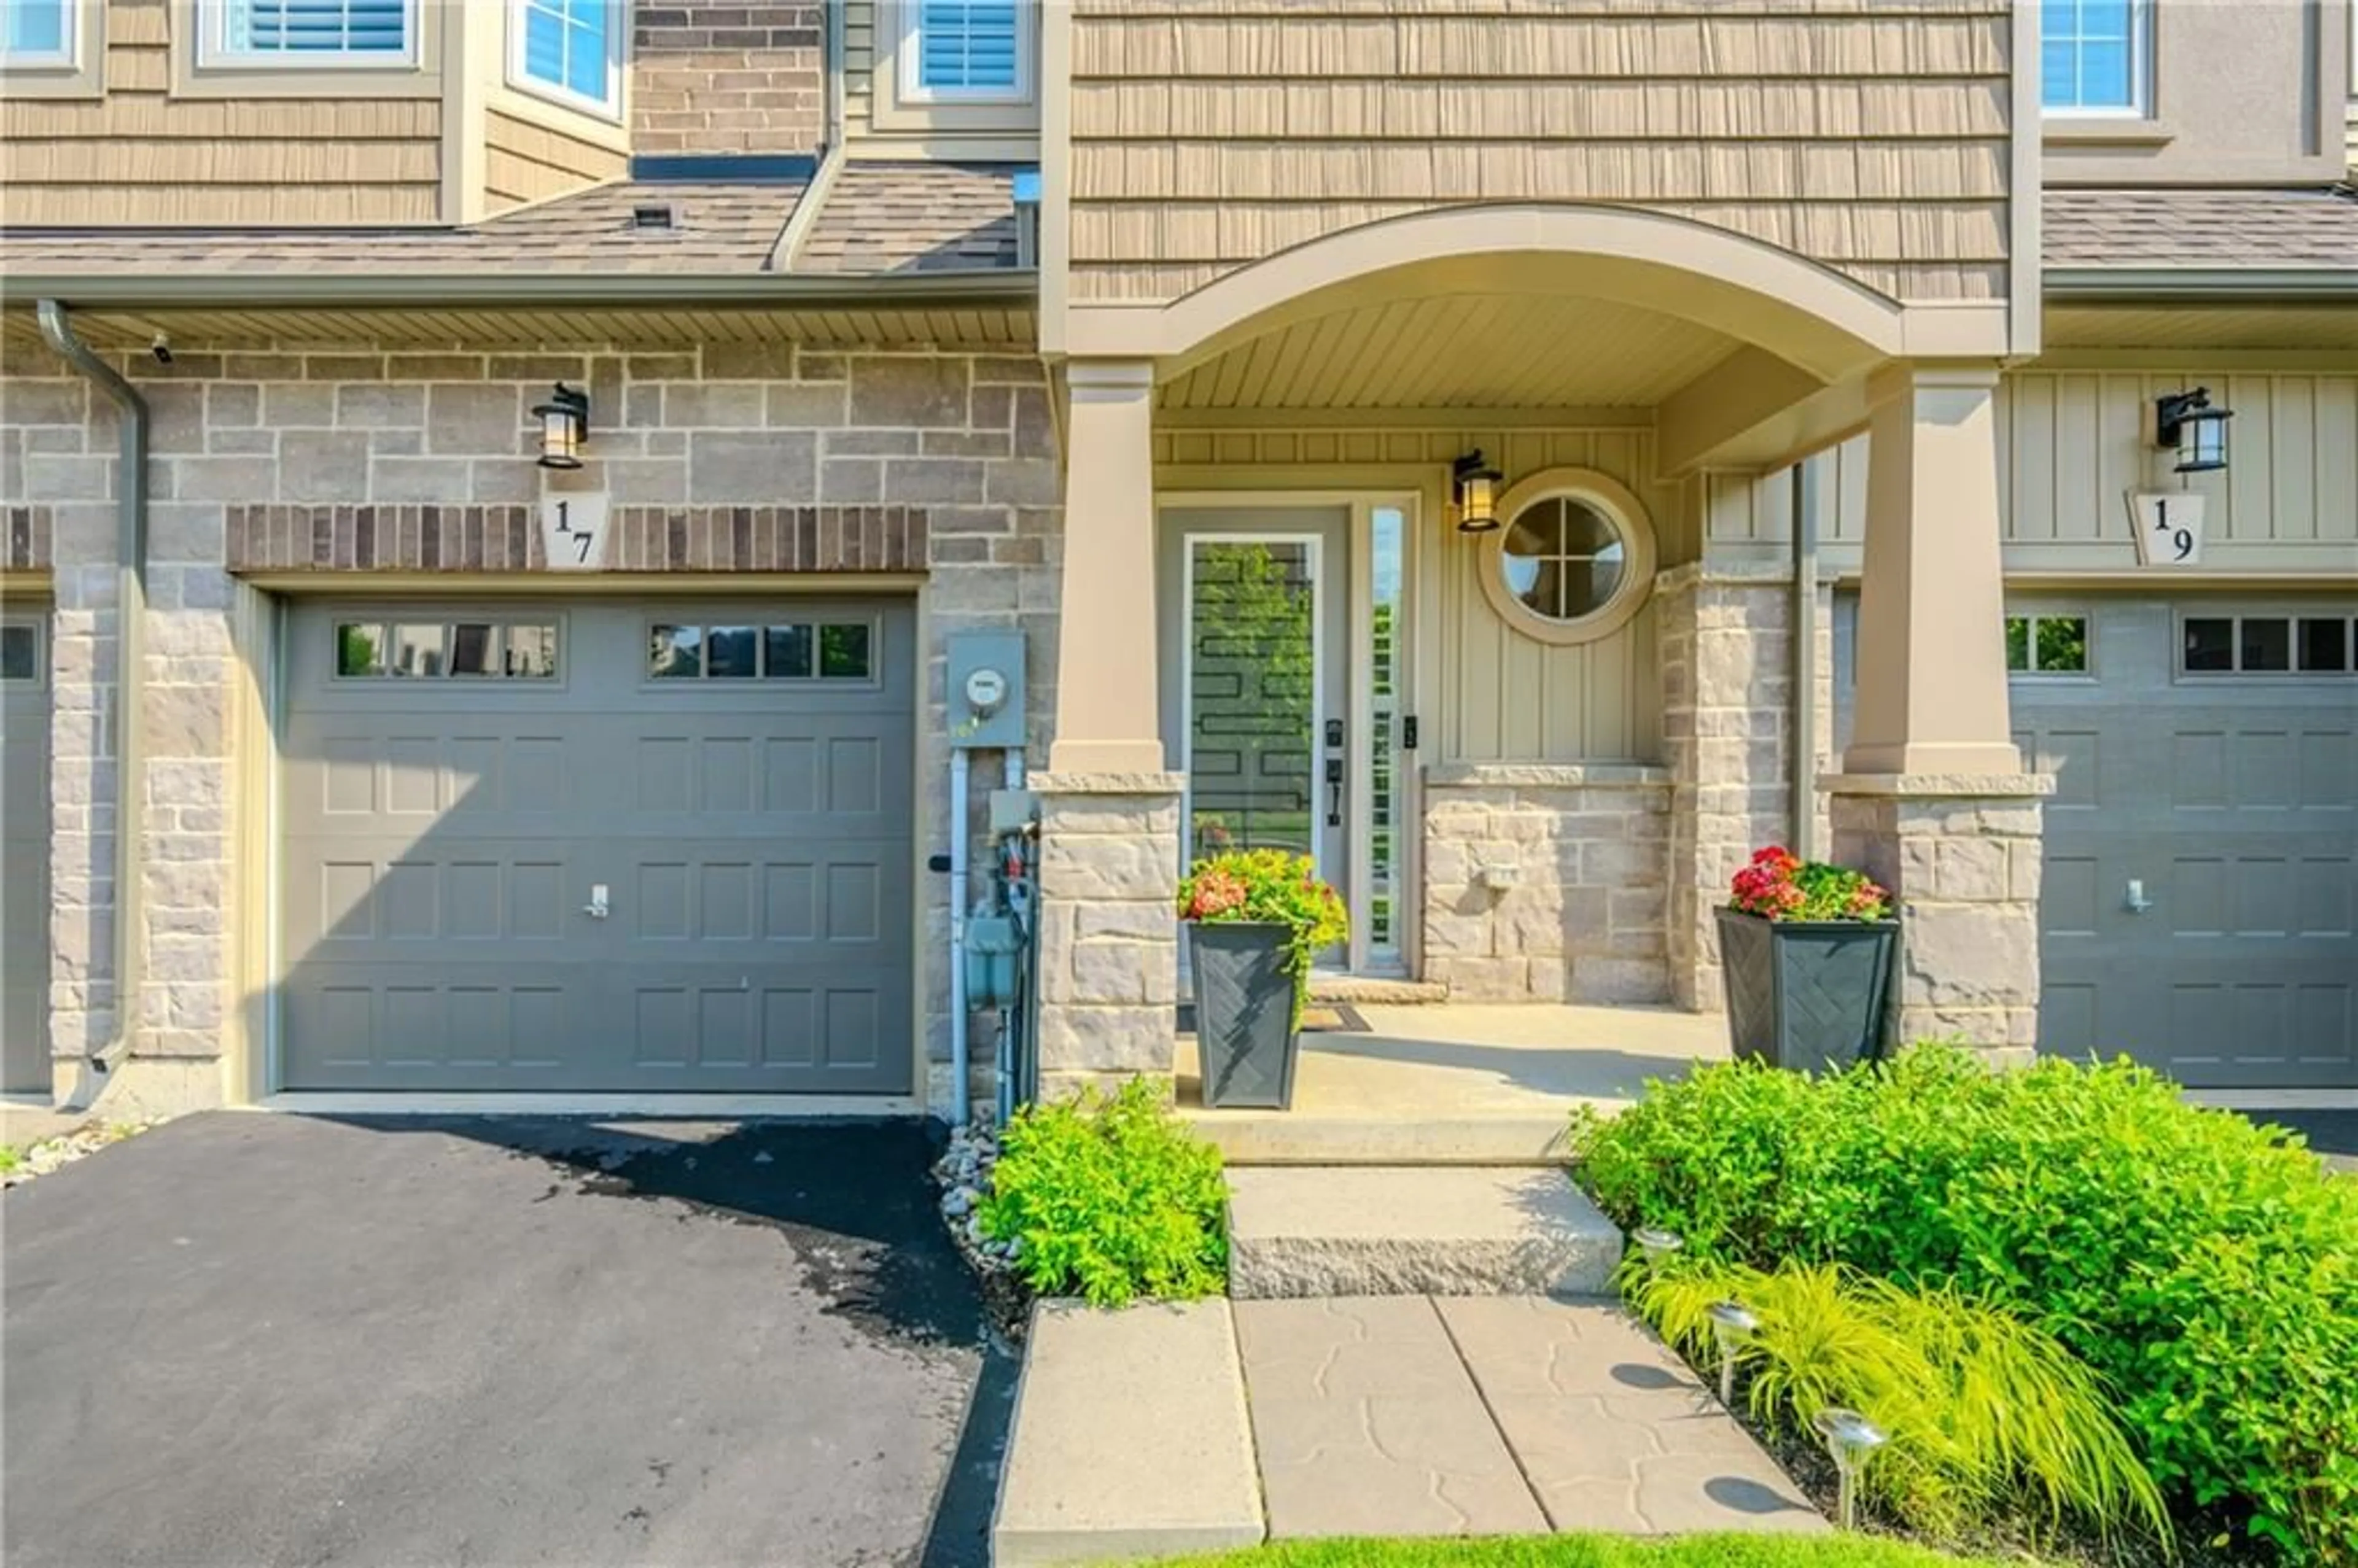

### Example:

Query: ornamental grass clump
xmin=1729 ymin=845 xmax=1891 ymax=922
xmin=1576 ymin=1047 xmax=2358 ymax=1564
xmin=976 ymin=1078 xmax=1228 ymax=1308
xmin=1630 ymin=1260 xmax=2169 ymax=1551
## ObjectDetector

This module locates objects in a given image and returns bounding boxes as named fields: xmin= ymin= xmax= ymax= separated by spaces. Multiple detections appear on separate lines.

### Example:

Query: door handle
xmin=1325 ymin=757 xmax=1344 ymax=828
xmin=2123 ymin=879 xmax=2154 ymax=915
xmin=583 ymin=883 xmax=610 ymax=920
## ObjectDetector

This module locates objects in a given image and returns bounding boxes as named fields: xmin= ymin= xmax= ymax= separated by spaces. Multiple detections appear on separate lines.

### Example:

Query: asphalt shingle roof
xmin=0 ymin=179 xmax=805 ymax=276
xmin=792 ymin=162 xmax=1022 ymax=275
xmin=2043 ymin=186 xmax=2358 ymax=270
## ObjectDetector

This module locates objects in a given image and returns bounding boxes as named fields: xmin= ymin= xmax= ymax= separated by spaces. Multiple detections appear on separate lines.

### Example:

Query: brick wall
xmin=2 ymin=340 xmax=1060 ymax=1112
xmin=1421 ymin=766 xmax=1671 ymax=1004
xmin=633 ymin=1 xmax=825 ymax=157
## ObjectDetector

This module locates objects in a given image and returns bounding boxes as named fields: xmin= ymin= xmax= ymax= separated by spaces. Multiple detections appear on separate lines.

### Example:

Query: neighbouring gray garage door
xmin=2 ymin=611 xmax=50 ymax=1092
xmin=280 ymin=599 xmax=916 ymax=1093
xmin=2009 ymin=597 xmax=2356 ymax=1089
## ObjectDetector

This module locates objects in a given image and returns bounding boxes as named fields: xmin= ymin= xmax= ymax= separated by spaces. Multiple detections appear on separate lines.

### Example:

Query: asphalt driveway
xmin=3 ymin=1114 xmax=1010 ymax=1568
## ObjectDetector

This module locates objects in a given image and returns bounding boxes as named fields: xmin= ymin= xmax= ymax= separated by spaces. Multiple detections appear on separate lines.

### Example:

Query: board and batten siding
xmin=1708 ymin=373 xmax=2358 ymax=562
xmin=0 ymin=0 xmax=442 ymax=226
xmin=484 ymin=109 xmax=628 ymax=213
xmin=1154 ymin=422 xmax=1670 ymax=766
xmin=1065 ymin=0 xmax=2016 ymax=305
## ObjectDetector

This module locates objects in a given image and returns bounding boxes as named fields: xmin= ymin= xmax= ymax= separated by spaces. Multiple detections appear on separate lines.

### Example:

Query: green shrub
xmin=1573 ymin=1048 xmax=2358 ymax=1564
xmin=978 ymin=1078 xmax=1228 ymax=1308
xmin=1630 ymin=1259 xmax=2168 ymax=1548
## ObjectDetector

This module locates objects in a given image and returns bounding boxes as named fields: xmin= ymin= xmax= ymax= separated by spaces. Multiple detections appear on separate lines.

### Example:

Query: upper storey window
xmin=205 ymin=0 xmax=416 ymax=66
xmin=906 ymin=0 xmax=1028 ymax=102
xmin=1 ymin=0 xmax=75 ymax=64
xmin=2043 ymin=0 xmax=2149 ymax=114
xmin=509 ymin=0 xmax=622 ymax=118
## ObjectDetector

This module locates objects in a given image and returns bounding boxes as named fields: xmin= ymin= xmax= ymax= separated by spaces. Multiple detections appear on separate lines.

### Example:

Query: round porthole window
xmin=1477 ymin=469 xmax=1657 ymax=645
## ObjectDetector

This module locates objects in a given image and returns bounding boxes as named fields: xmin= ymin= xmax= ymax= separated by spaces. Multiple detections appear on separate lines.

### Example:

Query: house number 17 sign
xmin=539 ymin=491 xmax=613 ymax=570
xmin=2126 ymin=491 xmax=2206 ymax=567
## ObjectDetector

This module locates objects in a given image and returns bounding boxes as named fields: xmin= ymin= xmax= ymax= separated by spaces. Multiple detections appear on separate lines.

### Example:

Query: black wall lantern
xmin=2155 ymin=387 xmax=2232 ymax=475
xmin=533 ymin=382 xmax=591 ymax=470
xmin=1453 ymin=449 xmax=1503 ymax=533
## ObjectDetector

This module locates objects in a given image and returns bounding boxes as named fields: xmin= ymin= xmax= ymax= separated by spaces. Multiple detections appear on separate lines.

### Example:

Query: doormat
xmin=1177 ymin=1001 xmax=1369 ymax=1035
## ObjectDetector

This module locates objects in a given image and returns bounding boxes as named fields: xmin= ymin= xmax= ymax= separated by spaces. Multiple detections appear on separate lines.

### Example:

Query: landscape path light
xmin=1705 ymin=1299 xmax=1759 ymax=1407
xmin=1813 ymin=1406 xmax=1889 ymax=1531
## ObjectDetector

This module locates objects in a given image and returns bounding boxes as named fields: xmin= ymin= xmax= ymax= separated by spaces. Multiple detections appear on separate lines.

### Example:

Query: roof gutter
xmin=2045 ymin=268 xmax=2358 ymax=304
xmin=34 ymin=299 xmax=147 ymax=1107
xmin=4 ymin=271 xmax=1037 ymax=311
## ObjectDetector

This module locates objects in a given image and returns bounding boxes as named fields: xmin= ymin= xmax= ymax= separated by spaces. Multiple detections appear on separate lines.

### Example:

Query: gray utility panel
xmin=278 ymin=599 xmax=917 ymax=1093
xmin=1837 ymin=593 xmax=2356 ymax=1089
xmin=2 ymin=611 xmax=50 ymax=1092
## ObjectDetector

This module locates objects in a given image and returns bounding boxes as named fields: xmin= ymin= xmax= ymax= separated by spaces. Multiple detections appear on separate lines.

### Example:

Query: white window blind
xmin=1 ymin=0 xmax=74 ymax=63
xmin=513 ymin=0 xmax=618 ymax=112
xmin=916 ymin=0 xmax=1021 ymax=96
xmin=219 ymin=0 xmax=411 ymax=57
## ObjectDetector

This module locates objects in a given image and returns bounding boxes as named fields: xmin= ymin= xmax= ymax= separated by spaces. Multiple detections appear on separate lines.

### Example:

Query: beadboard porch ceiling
xmin=1154 ymin=292 xmax=1744 ymax=412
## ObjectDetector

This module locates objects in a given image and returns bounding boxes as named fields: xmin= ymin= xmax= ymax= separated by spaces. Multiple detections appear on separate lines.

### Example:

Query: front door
xmin=1161 ymin=507 xmax=1352 ymax=957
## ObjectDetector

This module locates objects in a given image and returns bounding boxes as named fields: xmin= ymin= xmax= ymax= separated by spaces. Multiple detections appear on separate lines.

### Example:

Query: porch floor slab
xmin=1178 ymin=1004 xmax=1730 ymax=1165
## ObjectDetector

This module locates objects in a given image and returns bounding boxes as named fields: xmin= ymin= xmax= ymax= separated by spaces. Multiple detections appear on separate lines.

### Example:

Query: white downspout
xmin=947 ymin=747 xmax=971 ymax=1125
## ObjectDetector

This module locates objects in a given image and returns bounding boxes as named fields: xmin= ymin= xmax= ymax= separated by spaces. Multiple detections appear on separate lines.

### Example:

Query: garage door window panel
xmin=2182 ymin=615 xmax=2358 ymax=677
xmin=338 ymin=619 xmax=561 ymax=681
xmin=0 ymin=623 xmax=38 ymax=682
xmin=2006 ymin=613 xmax=2090 ymax=676
xmin=652 ymin=620 xmax=878 ymax=683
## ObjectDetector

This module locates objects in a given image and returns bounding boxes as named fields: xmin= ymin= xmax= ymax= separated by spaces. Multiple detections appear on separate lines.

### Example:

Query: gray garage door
xmin=2 ymin=611 xmax=50 ymax=1092
xmin=280 ymin=599 xmax=916 ymax=1093
xmin=2009 ymin=597 xmax=2356 ymax=1089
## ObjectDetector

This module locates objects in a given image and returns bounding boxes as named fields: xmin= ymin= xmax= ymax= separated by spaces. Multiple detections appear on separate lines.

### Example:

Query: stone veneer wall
xmin=1827 ymin=777 xmax=2050 ymax=1063
xmin=1420 ymin=764 xmax=1672 ymax=1004
xmin=1657 ymin=564 xmax=1833 ymax=1013
xmin=1030 ymin=774 xmax=1183 ymax=1102
xmin=1 ymin=341 xmax=1059 ymax=1112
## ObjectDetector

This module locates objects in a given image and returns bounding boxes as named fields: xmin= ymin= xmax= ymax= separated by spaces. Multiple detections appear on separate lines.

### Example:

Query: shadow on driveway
xmin=4 ymin=1112 xmax=1007 ymax=1568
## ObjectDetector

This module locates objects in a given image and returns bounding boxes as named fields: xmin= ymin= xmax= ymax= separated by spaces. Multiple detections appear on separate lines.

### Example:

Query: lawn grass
xmin=0 ymin=1146 xmax=18 ymax=1173
xmin=1146 ymin=1534 xmax=2041 ymax=1568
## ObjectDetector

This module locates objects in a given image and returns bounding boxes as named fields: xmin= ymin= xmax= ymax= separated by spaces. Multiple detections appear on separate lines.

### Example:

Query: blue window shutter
xmin=230 ymin=0 xmax=410 ymax=55
xmin=919 ymin=0 xmax=1020 ymax=93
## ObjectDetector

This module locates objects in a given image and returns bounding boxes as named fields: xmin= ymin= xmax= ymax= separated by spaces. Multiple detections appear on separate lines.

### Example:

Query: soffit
xmin=1156 ymin=293 xmax=1741 ymax=412
xmin=0 ymin=305 xmax=1038 ymax=357
xmin=2044 ymin=304 xmax=2358 ymax=352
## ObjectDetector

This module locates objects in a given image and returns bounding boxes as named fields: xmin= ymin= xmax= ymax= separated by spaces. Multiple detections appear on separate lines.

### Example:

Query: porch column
xmin=1032 ymin=357 xmax=1181 ymax=1102
xmin=1823 ymin=363 xmax=2051 ymax=1063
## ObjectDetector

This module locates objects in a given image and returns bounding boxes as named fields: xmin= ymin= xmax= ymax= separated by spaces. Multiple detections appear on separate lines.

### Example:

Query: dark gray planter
xmin=1715 ymin=907 xmax=1899 ymax=1074
xmin=1189 ymin=922 xmax=1301 ymax=1110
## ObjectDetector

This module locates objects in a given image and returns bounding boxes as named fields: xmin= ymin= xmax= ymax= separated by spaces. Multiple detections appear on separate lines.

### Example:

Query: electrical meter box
xmin=946 ymin=631 xmax=1027 ymax=750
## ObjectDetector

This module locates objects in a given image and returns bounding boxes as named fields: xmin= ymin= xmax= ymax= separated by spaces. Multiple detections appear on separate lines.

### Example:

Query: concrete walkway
xmin=993 ymin=1294 xmax=1823 ymax=1563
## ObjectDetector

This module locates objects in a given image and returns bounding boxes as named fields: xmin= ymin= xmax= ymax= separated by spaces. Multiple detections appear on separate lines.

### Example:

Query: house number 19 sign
xmin=539 ymin=491 xmax=613 ymax=571
xmin=2126 ymin=491 xmax=2206 ymax=568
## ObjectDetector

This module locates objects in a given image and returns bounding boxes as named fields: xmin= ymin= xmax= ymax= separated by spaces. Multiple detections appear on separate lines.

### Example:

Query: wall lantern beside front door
xmin=533 ymin=382 xmax=591 ymax=470
xmin=2155 ymin=387 xmax=2232 ymax=475
xmin=1452 ymin=449 xmax=1503 ymax=532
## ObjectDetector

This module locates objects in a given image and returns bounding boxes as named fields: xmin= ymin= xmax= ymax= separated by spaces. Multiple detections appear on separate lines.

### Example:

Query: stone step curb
xmin=990 ymin=1298 xmax=1266 ymax=1567
xmin=1227 ymin=1166 xmax=1624 ymax=1299
xmin=1186 ymin=1111 xmax=1581 ymax=1168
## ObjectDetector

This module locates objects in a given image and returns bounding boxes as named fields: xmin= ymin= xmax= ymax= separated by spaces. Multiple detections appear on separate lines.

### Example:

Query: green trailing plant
xmin=1177 ymin=847 xmax=1349 ymax=1025
xmin=976 ymin=1078 xmax=1228 ymax=1308
xmin=1628 ymin=1259 xmax=2169 ymax=1550
xmin=1575 ymin=1047 xmax=2358 ymax=1564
